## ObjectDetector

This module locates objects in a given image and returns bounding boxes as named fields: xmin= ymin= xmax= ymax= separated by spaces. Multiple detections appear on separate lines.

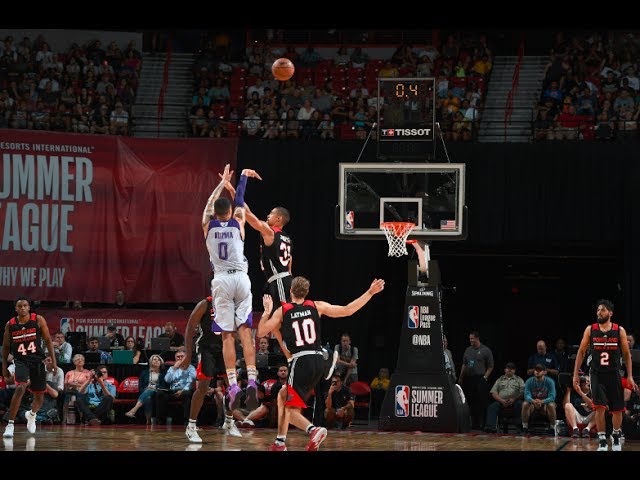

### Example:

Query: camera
xmin=94 ymin=369 xmax=103 ymax=378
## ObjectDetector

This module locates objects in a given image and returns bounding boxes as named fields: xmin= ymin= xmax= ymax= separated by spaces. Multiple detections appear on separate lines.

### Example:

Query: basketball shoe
xmin=597 ymin=436 xmax=608 ymax=451
xmin=25 ymin=410 xmax=37 ymax=434
xmin=185 ymin=425 xmax=202 ymax=443
xmin=222 ymin=420 xmax=242 ymax=438
xmin=306 ymin=426 xmax=328 ymax=451
xmin=612 ymin=432 xmax=622 ymax=451
xmin=2 ymin=423 xmax=13 ymax=438
xmin=245 ymin=380 xmax=259 ymax=410
xmin=268 ymin=443 xmax=287 ymax=451
xmin=227 ymin=384 xmax=242 ymax=410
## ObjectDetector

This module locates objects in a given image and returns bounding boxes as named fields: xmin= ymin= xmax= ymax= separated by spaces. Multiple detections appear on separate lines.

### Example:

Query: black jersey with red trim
xmin=260 ymin=226 xmax=292 ymax=278
xmin=7 ymin=313 xmax=45 ymax=362
xmin=281 ymin=300 xmax=321 ymax=355
xmin=590 ymin=322 xmax=621 ymax=373
xmin=196 ymin=296 xmax=222 ymax=352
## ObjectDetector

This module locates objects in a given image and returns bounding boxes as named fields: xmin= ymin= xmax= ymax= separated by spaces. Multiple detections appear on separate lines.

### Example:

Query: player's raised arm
xmin=202 ymin=164 xmax=233 ymax=233
xmin=244 ymin=203 xmax=275 ymax=243
xmin=315 ymin=279 xmax=385 ymax=318
xmin=257 ymin=294 xmax=283 ymax=337
xmin=233 ymin=168 xmax=262 ymax=239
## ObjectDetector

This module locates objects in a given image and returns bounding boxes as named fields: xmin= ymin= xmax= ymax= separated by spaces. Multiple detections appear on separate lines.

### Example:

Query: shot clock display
xmin=377 ymin=77 xmax=435 ymax=142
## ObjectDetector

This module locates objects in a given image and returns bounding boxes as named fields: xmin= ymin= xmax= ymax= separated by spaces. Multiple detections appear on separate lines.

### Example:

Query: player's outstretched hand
xmin=262 ymin=294 xmax=273 ymax=315
xmin=220 ymin=164 xmax=234 ymax=183
xmin=242 ymin=168 xmax=262 ymax=180
xmin=368 ymin=278 xmax=385 ymax=296
xmin=219 ymin=173 xmax=236 ymax=197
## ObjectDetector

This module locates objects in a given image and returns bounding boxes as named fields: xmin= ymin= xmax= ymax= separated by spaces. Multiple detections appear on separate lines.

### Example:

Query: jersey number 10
xmin=291 ymin=318 xmax=317 ymax=346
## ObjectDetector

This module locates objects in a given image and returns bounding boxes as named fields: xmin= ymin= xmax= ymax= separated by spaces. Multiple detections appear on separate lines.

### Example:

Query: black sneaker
xmin=582 ymin=427 xmax=590 ymax=438
xmin=571 ymin=427 xmax=580 ymax=438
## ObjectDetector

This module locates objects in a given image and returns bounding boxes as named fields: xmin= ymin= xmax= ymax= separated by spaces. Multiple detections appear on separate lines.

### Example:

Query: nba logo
xmin=60 ymin=318 xmax=74 ymax=335
xmin=407 ymin=306 xmax=419 ymax=329
xmin=395 ymin=385 xmax=410 ymax=417
xmin=345 ymin=210 xmax=355 ymax=230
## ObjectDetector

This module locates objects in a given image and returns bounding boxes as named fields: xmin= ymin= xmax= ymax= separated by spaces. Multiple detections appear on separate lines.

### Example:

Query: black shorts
xmin=14 ymin=360 xmax=46 ymax=393
xmin=267 ymin=274 xmax=292 ymax=306
xmin=590 ymin=369 xmax=625 ymax=412
xmin=196 ymin=346 xmax=223 ymax=380
xmin=287 ymin=352 xmax=325 ymax=408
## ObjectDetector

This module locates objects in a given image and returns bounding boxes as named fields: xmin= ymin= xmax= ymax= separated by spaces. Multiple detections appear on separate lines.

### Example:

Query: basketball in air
xmin=272 ymin=58 xmax=295 ymax=81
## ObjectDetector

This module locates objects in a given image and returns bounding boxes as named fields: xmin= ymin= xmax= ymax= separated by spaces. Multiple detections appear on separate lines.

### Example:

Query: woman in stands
xmin=125 ymin=354 xmax=168 ymax=424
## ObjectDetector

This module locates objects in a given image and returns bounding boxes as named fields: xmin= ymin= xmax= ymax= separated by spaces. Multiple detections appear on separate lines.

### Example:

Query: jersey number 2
xmin=291 ymin=318 xmax=316 ymax=346
xmin=599 ymin=352 xmax=609 ymax=366
xmin=17 ymin=342 xmax=37 ymax=356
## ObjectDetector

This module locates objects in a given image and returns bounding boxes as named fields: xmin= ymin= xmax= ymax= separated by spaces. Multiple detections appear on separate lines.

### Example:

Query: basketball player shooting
xmin=202 ymin=164 xmax=263 ymax=412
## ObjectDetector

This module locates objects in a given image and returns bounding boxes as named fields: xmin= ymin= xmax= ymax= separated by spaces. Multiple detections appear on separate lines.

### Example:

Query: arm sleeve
xmin=235 ymin=174 xmax=248 ymax=207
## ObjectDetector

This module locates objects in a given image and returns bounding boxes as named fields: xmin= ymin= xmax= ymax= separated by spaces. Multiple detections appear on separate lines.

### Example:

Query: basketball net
xmin=381 ymin=222 xmax=416 ymax=257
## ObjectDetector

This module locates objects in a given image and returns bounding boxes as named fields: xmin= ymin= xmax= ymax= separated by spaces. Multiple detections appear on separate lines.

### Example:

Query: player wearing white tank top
xmin=201 ymin=164 xmax=263 ymax=414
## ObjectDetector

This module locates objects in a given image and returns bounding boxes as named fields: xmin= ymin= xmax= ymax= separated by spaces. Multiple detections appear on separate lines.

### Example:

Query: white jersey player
xmin=201 ymin=164 xmax=263 ymax=412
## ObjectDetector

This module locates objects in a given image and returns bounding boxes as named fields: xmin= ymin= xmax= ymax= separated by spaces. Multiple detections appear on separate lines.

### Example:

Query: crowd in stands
xmin=0 ymin=34 xmax=141 ymax=135
xmin=535 ymin=31 xmax=640 ymax=142
xmin=189 ymin=33 xmax=492 ymax=141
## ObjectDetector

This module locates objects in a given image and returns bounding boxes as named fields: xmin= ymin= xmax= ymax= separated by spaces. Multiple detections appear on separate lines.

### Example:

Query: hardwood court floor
xmin=1 ymin=424 xmax=639 ymax=453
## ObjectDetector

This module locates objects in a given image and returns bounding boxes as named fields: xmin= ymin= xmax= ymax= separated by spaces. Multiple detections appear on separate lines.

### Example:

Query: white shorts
xmin=211 ymin=271 xmax=253 ymax=332
xmin=575 ymin=411 xmax=595 ymax=425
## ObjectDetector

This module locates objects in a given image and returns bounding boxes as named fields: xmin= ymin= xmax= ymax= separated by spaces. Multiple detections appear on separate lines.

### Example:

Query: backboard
xmin=337 ymin=163 xmax=466 ymax=241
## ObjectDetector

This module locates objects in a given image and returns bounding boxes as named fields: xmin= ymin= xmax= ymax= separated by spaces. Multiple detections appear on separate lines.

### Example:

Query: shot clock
xmin=377 ymin=77 xmax=435 ymax=142
xmin=376 ymin=77 xmax=436 ymax=160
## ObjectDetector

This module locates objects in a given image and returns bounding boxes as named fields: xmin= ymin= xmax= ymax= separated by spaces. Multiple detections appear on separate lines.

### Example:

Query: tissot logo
xmin=382 ymin=128 xmax=431 ymax=137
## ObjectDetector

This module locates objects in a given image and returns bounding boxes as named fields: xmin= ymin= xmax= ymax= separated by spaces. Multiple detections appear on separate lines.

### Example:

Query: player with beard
xmin=573 ymin=299 xmax=637 ymax=451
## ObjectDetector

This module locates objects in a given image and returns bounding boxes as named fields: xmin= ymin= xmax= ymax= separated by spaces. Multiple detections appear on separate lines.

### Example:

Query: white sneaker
xmin=597 ymin=438 xmax=608 ymax=451
xmin=612 ymin=434 xmax=622 ymax=451
xmin=3 ymin=423 xmax=14 ymax=438
xmin=222 ymin=421 xmax=242 ymax=438
xmin=25 ymin=410 xmax=37 ymax=434
xmin=185 ymin=425 xmax=202 ymax=443
xmin=325 ymin=350 xmax=339 ymax=380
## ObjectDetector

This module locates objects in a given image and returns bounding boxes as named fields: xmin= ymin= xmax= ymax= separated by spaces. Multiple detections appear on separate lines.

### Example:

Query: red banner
xmin=41 ymin=307 xmax=264 ymax=349
xmin=0 ymin=130 xmax=238 ymax=303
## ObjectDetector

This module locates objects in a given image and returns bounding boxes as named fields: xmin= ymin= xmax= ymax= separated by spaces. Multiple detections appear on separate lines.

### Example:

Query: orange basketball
xmin=272 ymin=57 xmax=295 ymax=81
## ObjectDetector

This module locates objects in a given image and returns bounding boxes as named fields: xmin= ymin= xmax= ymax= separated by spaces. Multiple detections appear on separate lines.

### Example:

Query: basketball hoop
xmin=381 ymin=222 xmax=416 ymax=257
